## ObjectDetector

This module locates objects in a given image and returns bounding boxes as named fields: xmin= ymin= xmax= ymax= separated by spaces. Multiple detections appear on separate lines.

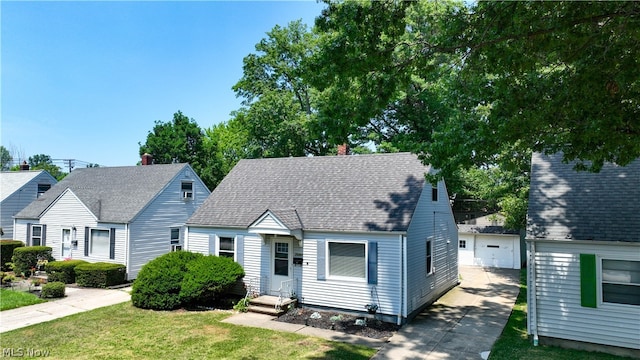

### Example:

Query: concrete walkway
xmin=0 ymin=286 xmax=132 ymax=333
xmin=372 ymin=266 xmax=520 ymax=360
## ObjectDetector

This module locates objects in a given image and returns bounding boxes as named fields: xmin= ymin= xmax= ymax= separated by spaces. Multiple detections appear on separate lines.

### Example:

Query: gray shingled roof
xmin=527 ymin=152 xmax=640 ymax=242
xmin=1 ymin=171 xmax=55 ymax=202
xmin=458 ymin=224 xmax=520 ymax=235
xmin=16 ymin=164 xmax=191 ymax=223
xmin=187 ymin=153 xmax=432 ymax=232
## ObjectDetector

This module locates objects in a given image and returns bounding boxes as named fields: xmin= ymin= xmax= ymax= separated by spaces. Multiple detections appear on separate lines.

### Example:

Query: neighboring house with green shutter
xmin=526 ymin=152 xmax=640 ymax=356
xmin=185 ymin=153 xmax=458 ymax=324
xmin=13 ymin=161 xmax=209 ymax=280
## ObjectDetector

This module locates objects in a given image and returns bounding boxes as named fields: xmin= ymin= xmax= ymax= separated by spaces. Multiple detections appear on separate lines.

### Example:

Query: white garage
xmin=458 ymin=223 xmax=522 ymax=269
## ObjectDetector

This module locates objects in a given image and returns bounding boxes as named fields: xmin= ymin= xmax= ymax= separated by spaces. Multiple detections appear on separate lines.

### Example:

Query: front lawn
xmin=0 ymin=302 xmax=376 ymax=359
xmin=0 ymin=288 xmax=46 ymax=311
xmin=489 ymin=270 xmax=633 ymax=360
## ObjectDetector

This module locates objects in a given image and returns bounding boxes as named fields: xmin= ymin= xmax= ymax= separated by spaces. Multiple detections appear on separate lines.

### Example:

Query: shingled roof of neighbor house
xmin=15 ymin=163 xmax=193 ymax=223
xmin=187 ymin=153 xmax=433 ymax=232
xmin=527 ymin=152 xmax=640 ymax=242
xmin=0 ymin=171 xmax=56 ymax=202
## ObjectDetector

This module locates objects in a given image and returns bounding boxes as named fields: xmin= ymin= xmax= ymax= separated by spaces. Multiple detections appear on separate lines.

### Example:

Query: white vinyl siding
xmin=405 ymin=180 xmax=458 ymax=315
xmin=128 ymin=171 xmax=209 ymax=279
xmin=529 ymin=240 xmax=640 ymax=350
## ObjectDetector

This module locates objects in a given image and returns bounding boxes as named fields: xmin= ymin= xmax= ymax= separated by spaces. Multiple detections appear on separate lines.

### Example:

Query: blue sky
xmin=1 ymin=1 xmax=325 ymax=168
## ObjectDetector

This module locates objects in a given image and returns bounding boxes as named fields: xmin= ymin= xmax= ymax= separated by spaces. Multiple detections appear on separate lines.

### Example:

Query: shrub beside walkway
xmin=0 ymin=286 xmax=131 ymax=333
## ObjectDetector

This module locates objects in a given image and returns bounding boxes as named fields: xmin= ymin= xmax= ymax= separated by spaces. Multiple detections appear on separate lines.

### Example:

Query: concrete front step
xmin=248 ymin=295 xmax=297 ymax=315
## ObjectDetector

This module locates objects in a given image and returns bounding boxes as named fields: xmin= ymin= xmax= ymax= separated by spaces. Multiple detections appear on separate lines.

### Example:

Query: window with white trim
xmin=31 ymin=225 xmax=43 ymax=246
xmin=181 ymin=181 xmax=193 ymax=200
xmin=602 ymin=259 xmax=640 ymax=306
xmin=328 ymin=242 xmax=365 ymax=279
xmin=218 ymin=237 xmax=234 ymax=259
xmin=37 ymin=184 xmax=51 ymax=198
xmin=90 ymin=229 xmax=110 ymax=257
xmin=170 ymin=228 xmax=181 ymax=251
xmin=459 ymin=240 xmax=466 ymax=249
xmin=426 ymin=239 xmax=433 ymax=274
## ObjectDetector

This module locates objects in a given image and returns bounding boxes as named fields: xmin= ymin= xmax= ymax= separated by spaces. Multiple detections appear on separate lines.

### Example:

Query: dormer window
xmin=37 ymin=184 xmax=51 ymax=198
xmin=181 ymin=181 xmax=193 ymax=200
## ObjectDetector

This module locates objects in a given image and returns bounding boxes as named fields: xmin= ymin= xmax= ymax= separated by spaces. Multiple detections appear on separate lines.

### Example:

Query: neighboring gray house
xmin=1 ymin=170 xmax=57 ymax=239
xmin=14 ymin=162 xmax=209 ymax=279
xmin=186 ymin=153 xmax=459 ymax=324
xmin=527 ymin=152 xmax=640 ymax=356
xmin=458 ymin=214 xmax=522 ymax=269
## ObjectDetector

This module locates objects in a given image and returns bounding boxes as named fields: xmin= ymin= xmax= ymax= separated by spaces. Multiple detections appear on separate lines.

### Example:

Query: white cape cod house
xmin=13 ymin=161 xmax=209 ymax=279
xmin=185 ymin=153 xmax=459 ymax=324
xmin=527 ymin=152 xmax=640 ymax=357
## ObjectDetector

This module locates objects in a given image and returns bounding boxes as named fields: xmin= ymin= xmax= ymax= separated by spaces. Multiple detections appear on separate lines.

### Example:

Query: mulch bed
xmin=276 ymin=307 xmax=400 ymax=341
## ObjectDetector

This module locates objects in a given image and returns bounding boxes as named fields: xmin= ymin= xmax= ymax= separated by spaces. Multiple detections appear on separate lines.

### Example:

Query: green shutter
xmin=580 ymin=254 xmax=597 ymax=308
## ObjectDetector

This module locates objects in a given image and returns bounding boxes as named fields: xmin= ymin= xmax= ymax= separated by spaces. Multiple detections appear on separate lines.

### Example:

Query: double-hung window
xmin=31 ymin=225 xmax=43 ymax=246
xmin=90 ymin=229 xmax=110 ymax=257
xmin=218 ymin=237 xmax=234 ymax=259
xmin=170 ymin=228 xmax=182 ymax=251
xmin=181 ymin=181 xmax=193 ymax=200
xmin=37 ymin=184 xmax=51 ymax=198
xmin=602 ymin=259 xmax=640 ymax=306
xmin=328 ymin=242 xmax=365 ymax=279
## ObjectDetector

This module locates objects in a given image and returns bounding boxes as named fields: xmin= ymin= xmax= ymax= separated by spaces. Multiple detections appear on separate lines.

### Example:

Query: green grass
xmin=0 ymin=302 xmax=376 ymax=360
xmin=489 ymin=269 xmax=632 ymax=360
xmin=0 ymin=288 xmax=46 ymax=311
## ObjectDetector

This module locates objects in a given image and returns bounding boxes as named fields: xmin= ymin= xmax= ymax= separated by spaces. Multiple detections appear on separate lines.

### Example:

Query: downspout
xmin=400 ymin=234 xmax=407 ymax=325
xmin=529 ymin=240 xmax=539 ymax=346
xmin=124 ymin=223 xmax=130 ymax=280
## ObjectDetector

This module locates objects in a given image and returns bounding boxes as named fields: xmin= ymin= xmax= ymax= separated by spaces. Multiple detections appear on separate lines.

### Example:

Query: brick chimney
xmin=19 ymin=161 xmax=30 ymax=171
xmin=141 ymin=153 xmax=153 ymax=165
xmin=337 ymin=143 xmax=350 ymax=156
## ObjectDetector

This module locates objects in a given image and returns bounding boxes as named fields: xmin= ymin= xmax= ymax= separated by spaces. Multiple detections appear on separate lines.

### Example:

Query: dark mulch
xmin=276 ymin=307 xmax=400 ymax=340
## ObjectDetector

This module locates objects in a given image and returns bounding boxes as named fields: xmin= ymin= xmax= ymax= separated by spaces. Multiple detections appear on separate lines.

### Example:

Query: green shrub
xmin=1 ymin=240 xmax=24 ymax=271
xmin=75 ymin=262 xmax=126 ymax=288
xmin=180 ymin=255 xmax=245 ymax=306
xmin=131 ymin=251 xmax=203 ymax=310
xmin=45 ymin=260 xmax=88 ymax=284
xmin=11 ymin=246 xmax=54 ymax=276
xmin=41 ymin=281 xmax=66 ymax=298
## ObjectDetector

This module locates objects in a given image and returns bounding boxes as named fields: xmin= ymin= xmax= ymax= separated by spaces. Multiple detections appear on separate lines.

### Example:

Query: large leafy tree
xmin=139 ymin=111 xmax=214 ymax=189
xmin=27 ymin=154 xmax=66 ymax=180
xmin=231 ymin=20 xmax=336 ymax=157
xmin=309 ymin=0 xmax=640 ymax=228
xmin=0 ymin=146 xmax=12 ymax=171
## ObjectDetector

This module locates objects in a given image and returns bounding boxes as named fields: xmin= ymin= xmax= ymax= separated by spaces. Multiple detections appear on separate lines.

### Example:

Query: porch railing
xmin=276 ymin=278 xmax=297 ymax=312
xmin=244 ymin=276 xmax=261 ymax=300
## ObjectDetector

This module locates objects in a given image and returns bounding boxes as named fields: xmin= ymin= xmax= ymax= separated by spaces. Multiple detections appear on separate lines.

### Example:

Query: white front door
xmin=61 ymin=228 xmax=71 ymax=258
xmin=271 ymin=238 xmax=293 ymax=295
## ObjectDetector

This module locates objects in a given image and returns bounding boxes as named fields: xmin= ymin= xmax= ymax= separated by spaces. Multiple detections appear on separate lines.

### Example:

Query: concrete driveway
xmin=373 ymin=266 xmax=521 ymax=360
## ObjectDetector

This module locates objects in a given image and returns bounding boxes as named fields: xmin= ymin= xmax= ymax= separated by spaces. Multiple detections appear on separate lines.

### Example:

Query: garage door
xmin=474 ymin=238 xmax=514 ymax=268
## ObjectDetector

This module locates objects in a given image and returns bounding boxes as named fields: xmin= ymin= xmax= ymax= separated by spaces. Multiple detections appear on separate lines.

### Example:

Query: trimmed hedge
xmin=180 ymin=255 xmax=245 ymax=305
xmin=45 ymin=260 xmax=88 ymax=284
xmin=75 ymin=262 xmax=126 ymax=288
xmin=0 ymin=240 xmax=24 ymax=271
xmin=131 ymin=251 xmax=203 ymax=310
xmin=41 ymin=281 xmax=66 ymax=298
xmin=11 ymin=246 xmax=54 ymax=276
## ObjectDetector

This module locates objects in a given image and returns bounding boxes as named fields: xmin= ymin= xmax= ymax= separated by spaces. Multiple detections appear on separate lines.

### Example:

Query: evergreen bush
xmin=180 ymin=255 xmax=245 ymax=306
xmin=41 ymin=281 xmax=66 ymax=298
xmin=0 ymin=240 xmax=24 ymax=271
xmin=45 ymin=260 xmax=88 ymax=284
xmin=131 ymin=251 xmax=203 ymax=310
xmin=11 ymin=246 xmax=54 ymax=276
xmin=75 ymin=262 xmax=126 ymax=288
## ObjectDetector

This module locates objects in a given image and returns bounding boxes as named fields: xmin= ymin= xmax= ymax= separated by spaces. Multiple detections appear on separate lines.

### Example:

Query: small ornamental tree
xmin=131 ymin=251 xmax=203 ymax=310
xmin=179 ymin=255 xmax=245 ymax=306
xmin=11 ymin=246 xmax=54 ymax=276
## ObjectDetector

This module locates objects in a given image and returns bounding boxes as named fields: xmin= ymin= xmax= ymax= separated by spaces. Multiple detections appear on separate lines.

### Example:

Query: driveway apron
xmin=372 ymin=266 xmax=520 ymax=360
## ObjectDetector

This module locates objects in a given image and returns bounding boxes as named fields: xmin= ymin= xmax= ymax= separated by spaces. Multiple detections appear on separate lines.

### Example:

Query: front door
xmin=61 ymin=228 xmax=71 ymax=258
xmin=271 ymin=238 xmax=292 ymax=295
